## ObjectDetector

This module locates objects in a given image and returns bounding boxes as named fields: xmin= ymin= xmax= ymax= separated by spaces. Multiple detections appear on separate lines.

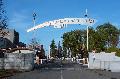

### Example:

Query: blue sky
xmin=5 ymin=0 xmax=120 ymax=52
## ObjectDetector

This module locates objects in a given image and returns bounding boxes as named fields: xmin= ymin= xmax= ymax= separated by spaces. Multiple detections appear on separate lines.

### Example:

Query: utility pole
xmin=48 ymin=45 xmax=51 ymax=59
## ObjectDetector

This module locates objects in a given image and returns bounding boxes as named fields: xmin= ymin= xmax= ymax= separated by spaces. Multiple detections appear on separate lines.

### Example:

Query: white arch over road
xmin=27 ymin=18 xmax=96 ymax=32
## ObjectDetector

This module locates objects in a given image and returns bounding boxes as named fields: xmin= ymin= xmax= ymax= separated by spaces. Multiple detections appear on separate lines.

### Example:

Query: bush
xmin=106 ymin=47 xmax=120 ymax=57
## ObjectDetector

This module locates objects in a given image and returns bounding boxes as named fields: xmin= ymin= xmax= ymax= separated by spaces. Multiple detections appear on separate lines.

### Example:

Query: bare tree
xmin=0 ymin=0 xmax=8 ymax=29
xmin=0 ymin=0 xmax=8 ymax=37
xmin=28 ymin=38 xmax=40 ymax=49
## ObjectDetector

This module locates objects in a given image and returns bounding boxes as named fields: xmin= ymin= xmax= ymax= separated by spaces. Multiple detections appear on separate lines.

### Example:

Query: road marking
xmin=61 ymin=65 xmax=63 ymax=79
xmin=61 ymin=69 xmax=63 ymax=79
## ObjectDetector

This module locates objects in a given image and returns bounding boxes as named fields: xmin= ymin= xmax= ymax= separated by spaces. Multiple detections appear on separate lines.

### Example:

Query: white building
xmin=88 ymin=52 xmax=120 ymax=72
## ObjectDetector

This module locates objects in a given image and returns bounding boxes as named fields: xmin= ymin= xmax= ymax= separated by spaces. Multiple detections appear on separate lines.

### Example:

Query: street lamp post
xmin=85 ymin=9 xmax=89 ymax=51
xmin=87 ymin=25 xmax=89 ymax=51
xmin=33 ymin=12 xmax=36 ymax=38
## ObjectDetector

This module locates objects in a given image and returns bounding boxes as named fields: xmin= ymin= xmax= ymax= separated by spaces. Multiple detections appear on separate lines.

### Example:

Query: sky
xmin=4 ymin=0 xmax=120 ymax=53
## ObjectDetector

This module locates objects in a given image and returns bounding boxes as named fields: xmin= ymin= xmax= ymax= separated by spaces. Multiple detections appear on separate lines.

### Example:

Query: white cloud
xmin=10 ymin=13 xmax=27 ymax=23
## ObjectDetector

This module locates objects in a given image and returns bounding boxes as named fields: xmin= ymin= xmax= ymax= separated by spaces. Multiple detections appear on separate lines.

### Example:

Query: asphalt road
xmin=8 ymin=60 xmax=120 ymax=79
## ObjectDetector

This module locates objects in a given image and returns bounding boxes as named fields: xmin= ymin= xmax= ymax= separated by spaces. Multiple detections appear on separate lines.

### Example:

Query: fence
xmin=0 ymin=53 xmax=34 ymax=71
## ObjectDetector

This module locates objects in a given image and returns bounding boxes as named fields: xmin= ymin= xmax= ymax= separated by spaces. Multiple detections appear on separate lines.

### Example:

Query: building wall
xmin=14 ymin=31 xmax=19 ymax=45
xmin=0 ymin=29 xmax=14 ymax=43
xmin=0 ymin=29 xmax=19 ymax=48
xmin=0 ymin=37 xmax=13 ymax=49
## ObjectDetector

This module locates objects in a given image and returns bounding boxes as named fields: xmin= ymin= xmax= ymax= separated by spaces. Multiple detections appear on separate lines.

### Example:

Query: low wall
xmin=0 ymin=53 xmax=34 ymax=71
xmin=88 ymin=52 xmax=120 ymax=72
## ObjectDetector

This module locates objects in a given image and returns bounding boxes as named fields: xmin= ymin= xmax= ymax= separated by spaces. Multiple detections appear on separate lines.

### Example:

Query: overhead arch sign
xmin=27 ymin=18 xmax=96 ymax=32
